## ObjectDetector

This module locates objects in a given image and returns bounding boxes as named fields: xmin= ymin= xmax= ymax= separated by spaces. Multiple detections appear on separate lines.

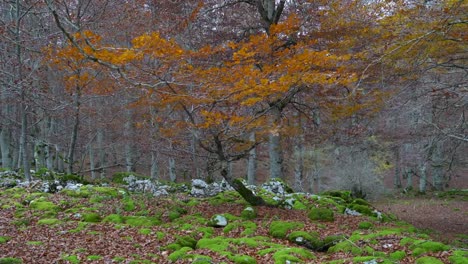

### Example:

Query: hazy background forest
xmin=0 ymin=0 xmax=466 ymax=199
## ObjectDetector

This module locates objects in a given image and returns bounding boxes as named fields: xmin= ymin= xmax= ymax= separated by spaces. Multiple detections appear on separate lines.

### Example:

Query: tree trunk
xmin=151 ymin=150 xmax=159 ymax=180
xmin=404 ymin=168 xmax=413 ymax=191
xmin=269 ymin=106 xmax=283 ymax=179
xmin=67 ymin=86 xmax=81 ymax=175
xmin=124 ymin=108 xmax=135 ymax=172
xmin=419 ymin=162 xmax=427 ymax=193
xmin=393 ymin=146 xmax=402 ymax=189
xmin=168 ymin=156 xmax=176 ymax=182
xmin=220 ymin=161 xmax=268 ymax=206
xmin=431 ymin=140 xmax=445 ymax=191
xmin=97 ymin=128 xmax=105 ymax=178
xmin=0 ymin=128 xmax=11 ymax=168
xmin=247 ymin=132 xmax=257 ymax=185
xmin=294 ymin=132 xmax=305 ymax=192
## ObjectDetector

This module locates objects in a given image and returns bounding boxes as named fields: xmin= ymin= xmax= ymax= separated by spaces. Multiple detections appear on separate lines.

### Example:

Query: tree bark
xmin=269 ymin=106 xmax=283 ymax=179
xmin=0 ymin=128 xmax=11 ymax=169
xmin=419 ymin=162 xmax=427 ymax=193
xmin=67 ymin=85 xmax=81 ymax=174
xmin=247 ymin=132 xmax=257 ymax=185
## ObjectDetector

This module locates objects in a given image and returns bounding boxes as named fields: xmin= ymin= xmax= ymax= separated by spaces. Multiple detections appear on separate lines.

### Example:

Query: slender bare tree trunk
xmin=97 ymin=127 xmax=105 ymax=178
xmin=419 ymin=162 xmax=427 ymax=193
xmin=393 ymin=146 xmax=402 ymax=188
xmin=269 ymin=106 xmax=283 ymax=179
xmin=0 ymin=128 xmax=11 ymax=168
xmin=124 ymin=108 xmax=135 ymax=172
xmin=67 ymin=85 xmax=81 ymax=174
xmin=247 ymin=132 xmax=257 ymax=185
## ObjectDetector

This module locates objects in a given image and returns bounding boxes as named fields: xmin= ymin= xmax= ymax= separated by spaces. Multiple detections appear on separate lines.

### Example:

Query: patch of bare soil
xmin=374 ymin=195 xmax=468 ymax=246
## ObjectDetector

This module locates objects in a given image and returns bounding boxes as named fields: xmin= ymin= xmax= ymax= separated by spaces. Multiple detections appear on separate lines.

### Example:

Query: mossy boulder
xmin=348 ymin=204 xmax=375 ymax=217
xmin=415 ymin=256 xmax=444 ymax=264
xmin=29 ymin=200 xmax=59 ymax=212
xmin=308 ymin=207 xmax=334 ymax=222
xmin=228 ymin=254 xmax=256 ymax=264
xmin=328 ymin=240 xmax=363 ymax=255
xmin=358 ymin=221 xmax=373 ymax=230
xmin=82 ymin=213 xmax=102 ymax=223
xmin=209 ymin=214 xmax=228 ymax=227
xmin=258 ymin=247 xmax=315 ymax=263
xmin=269 ymin=221 xmax=304 ymax=239
xmin=241 ymin=206 xmax=257 ymax=220
xmin=103 ymin=214 xmax=125 ymax=224
xmin=449 ymin=250 xmax=468 ymax=264
xmin=223 ymin=221 xmax=257 ymax=236
xmin=175 ymin=235 xmax=197 ymax=249
xmin=321 ymin=190 xmax=352 ymax=203
xmin=410 ymin=240 xmax=450 ymax=257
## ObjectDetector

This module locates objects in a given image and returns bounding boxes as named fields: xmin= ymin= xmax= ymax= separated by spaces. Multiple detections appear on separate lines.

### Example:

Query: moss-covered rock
xmin=259 ymin=247 xmax=315 ymax=263
xmin=328 ymin=240 xmax=363 ymax=255
xmin=358 ymin=221 xmax=373 ymax=230
xmin=102 ymin=214 xmax=125 ymax=224
xmin=269 ymin=221 xmax=304 ymax=239
xmin=411 ymin=240 xmax=450 ymax=257
xmin=175 ymin=235 xmax=197 ymax=249
xmin=82 ymin=213 xmax=101 ymax=223
xmin=168 ymin=247 xmax=193 ymax=262
xmin=308 ymin=207 xmax=334 ymax=222
xmin=228 ymin=254 xmax=257 ymax=264
xmin=449 ymin=250 xmax=468 ymax=264
xmin=241 ymin=206 xmax=257 ymax=220
xmin=415 ymin=256 xmax=444 ymax=264
xmin=321 ymin=190 xmax=352 ymax=203
xmin=390 ymin=250 xmax=406 ymax=261
xmin=29 ymin=200 xmax=59 ymax=212
xmin=348 ymin=204 xmax=375 ymax=217
xmin=209 ymin=214 xmax=228 ymax=227
xmin=223 ymin=221 xmax=257 ymax=236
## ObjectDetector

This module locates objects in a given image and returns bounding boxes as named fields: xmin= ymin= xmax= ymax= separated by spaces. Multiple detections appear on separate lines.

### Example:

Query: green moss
xmin=269 ymin=221 xmax=304 ymax=239
xmin=348 ymin=204 xmax=375 ymax=216
xmin=411 ymin=240 xmax=450 ymax=257
xmin=321 ymin=190 xmax=352 ymax=202
xmin=390 ymin=250 xmax=406 ymax=261
xmin=156 ymin=231 xmax=165 ymax=240
xmin=223 ymin=221 xmax=257 ymax=236
xmin=168 ymin=247 xmax=193 ymax=262
xmin=63 ymin=255 xmax=80 ymax=264
xmin=26 ymin=241 xmax=44 ymax=246
xmin=68 ymin=222 xmax=88 ymax=233
xmin=87 ymin=255 xmax=102 ymax=261
xmin=400 ymin=237 xmax=416 ymax=246
xmin=292 ymin=200 xmax=308 ymax=210
xmin=191 ymin=255 xmax=213 ymax=263
xmin=328 ymin=240 xmax=363 ymax=255
xmin=308 ymin=207 xmax=334 ymax=222
xmin=102 ymin=214 xmax=125 ymax=224
xmin=358 ymin=221 xmax=373 ymax=230
xmin=82 ymin=213 xmax=101 ymax=223
xmin=241 ymin=206 xmax=257 ymax=220
xmin=0 ymin=236 xmax=11 ymax=244
xmin=0 ymin=258 xmax=22 ymax=264
xmin=168 ymin=207 xmax=187 ymax=221
xmin=61 ymin=189 xmax=91 ymax=198
xmin=352 ymin=198 xmax=370 ymax=206
xmin=125 ymin=216 xmax=161 ymax=227
xmin=123 ymin=197 xmax=136 ymax=212
xmin=165 ymin=243 xmax=182 ymax=251
xmin=29 ymin=200 xmax=59 ymax=212
xmin=38 ymin=218 xmax=61 ymax=225
xmin=449 ymin=250 xmax=468 ymax=264
xmin=196 ymin=237 xmax=230 ymax=252
xmin=139 ymin=228 xmax=152 ymax=235
xmin=415 ymin=256 xmax=444 ymax=264
xmin=112 ymin=257 xmax=126 ymax=263
xmin=197 ymin=227 xmax=215 ymax=238
xmin=228 ymin=254 xmax=256 ymax=264
xmin=270 ymin=247 xmax=315 ymax=263
xmin=175 ymin=235 xmax=197 ymax=249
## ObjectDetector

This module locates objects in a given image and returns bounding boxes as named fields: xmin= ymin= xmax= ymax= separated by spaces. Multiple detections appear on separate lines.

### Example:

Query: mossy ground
xmin=0 ymin=184 xmax=463 ymax=263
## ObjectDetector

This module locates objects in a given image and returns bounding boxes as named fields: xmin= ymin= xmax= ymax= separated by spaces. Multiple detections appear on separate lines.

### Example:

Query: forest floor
xmin=373 ymin=192 xmax=468 ymax=248
xmin=0 ymin=186 xmax=467 ymax=263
